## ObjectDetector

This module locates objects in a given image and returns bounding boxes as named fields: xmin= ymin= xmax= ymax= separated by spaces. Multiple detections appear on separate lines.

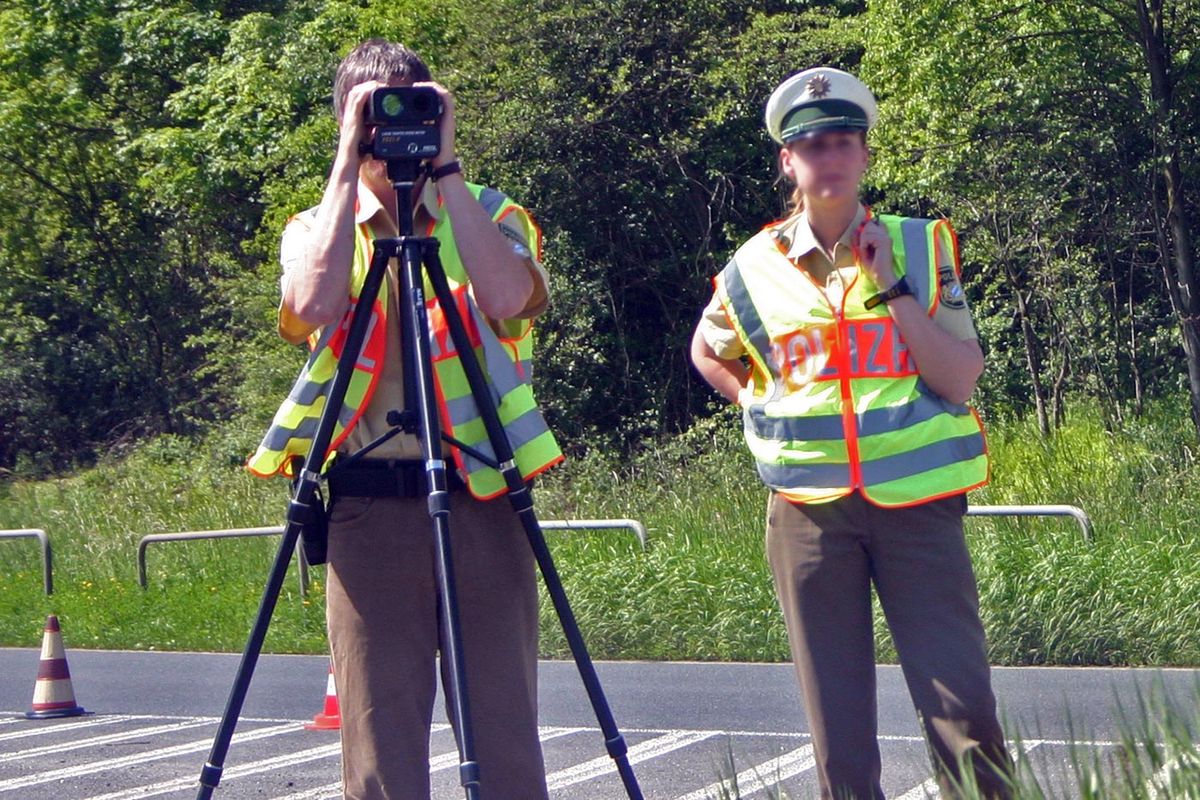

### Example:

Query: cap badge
xmin=806 ymin=75 xmax=832 ymax=99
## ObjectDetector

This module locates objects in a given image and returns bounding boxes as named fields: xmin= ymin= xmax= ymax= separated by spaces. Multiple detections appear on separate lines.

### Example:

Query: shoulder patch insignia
xmin=938 ymin=266 xmax=967 ymax=309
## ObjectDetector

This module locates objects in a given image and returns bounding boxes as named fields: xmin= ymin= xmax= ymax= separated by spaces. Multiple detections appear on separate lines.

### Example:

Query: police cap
xmin=765 ymin=67 xmax=878 ymax=145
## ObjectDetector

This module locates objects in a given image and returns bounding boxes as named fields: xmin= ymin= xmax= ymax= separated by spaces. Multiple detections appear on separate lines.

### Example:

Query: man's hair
xmin=332 ymin=39 xmax=433 ymax=122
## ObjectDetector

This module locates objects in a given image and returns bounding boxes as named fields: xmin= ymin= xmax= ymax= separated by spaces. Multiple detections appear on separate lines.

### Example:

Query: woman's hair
xmin=332 ymin=39 xmax=433 ymax=122
xmin=783 ymin=130 xmax=868 ymax=218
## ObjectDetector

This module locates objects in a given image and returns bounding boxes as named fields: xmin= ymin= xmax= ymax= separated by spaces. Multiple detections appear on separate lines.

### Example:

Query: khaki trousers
xmin=765 ymin=491 xmax=1011 ymax=800
xmin=325 ymin=490 xmax=548 ymax=800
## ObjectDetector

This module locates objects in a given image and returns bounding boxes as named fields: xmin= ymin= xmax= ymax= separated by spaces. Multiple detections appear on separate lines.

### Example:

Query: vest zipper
xmin=836 ymin=289 xmax=863 ymax=491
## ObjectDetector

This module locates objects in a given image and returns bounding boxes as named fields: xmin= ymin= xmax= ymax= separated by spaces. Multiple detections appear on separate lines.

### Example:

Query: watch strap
xmin=864 ymin=275 xmax=912 ymax=310
xmin=429 ymin=160 xmax=462 ymax=182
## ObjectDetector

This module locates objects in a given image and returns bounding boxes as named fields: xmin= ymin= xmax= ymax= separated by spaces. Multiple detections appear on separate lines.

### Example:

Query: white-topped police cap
xmin=765 ymin=67 xmax=878 ymax=144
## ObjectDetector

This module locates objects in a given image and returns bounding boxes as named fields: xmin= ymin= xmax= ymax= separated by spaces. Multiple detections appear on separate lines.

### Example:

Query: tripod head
xmin=385 ymin=159 xmax=426 ymax=238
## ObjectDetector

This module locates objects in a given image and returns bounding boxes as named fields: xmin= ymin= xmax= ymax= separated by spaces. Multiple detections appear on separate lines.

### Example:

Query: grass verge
xmin=0 ymin=401 xmax=1198 ymax=667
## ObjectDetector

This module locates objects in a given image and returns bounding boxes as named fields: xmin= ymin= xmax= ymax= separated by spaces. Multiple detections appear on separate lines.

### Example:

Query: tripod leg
xmin=196 ymin=239 xmax=393 ymax=799
xmin=422 ymin=247 xmax=644 ymax=800
xmin=400 ymin=235 xmax=481 ymax=800
xmin=196 ymin=522 xmax=301 ymax=800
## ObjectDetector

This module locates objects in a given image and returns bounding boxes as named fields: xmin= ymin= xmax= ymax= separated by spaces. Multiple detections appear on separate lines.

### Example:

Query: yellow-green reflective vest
xmin=246 ymin=183 xmax=563 ymax=499
xmin=715 ymin=212 xmax=988 ymax=507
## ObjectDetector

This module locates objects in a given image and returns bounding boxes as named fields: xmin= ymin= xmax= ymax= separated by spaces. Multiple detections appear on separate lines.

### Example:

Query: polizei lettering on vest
xmin=769 ymin=318 xmax=916 ymax=390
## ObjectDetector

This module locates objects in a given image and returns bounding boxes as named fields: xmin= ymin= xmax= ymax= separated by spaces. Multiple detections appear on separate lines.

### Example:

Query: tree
xmin=861 ymin=0 xmax=1195 ymax=433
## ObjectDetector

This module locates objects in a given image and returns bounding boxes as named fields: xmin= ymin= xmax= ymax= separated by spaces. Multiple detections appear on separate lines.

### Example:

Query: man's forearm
xmin=437 ymin=173 xmax=534 ymax=320
xmin=283 ymin=151 xmax=360 ymax=328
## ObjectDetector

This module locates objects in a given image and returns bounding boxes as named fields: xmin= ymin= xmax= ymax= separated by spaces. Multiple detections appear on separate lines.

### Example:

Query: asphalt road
xmin=1 ymin=649 xmax=1198 ymax=799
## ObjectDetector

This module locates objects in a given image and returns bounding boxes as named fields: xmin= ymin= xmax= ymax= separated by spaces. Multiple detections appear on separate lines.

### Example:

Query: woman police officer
xmin=690 ymin=67 xmax=1012 ymax=799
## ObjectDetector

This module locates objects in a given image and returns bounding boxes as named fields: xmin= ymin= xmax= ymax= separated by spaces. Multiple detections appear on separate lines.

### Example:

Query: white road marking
xmin=893 ymin=740 xmax=1044 ymax=800
xmin=545 ymin=730 xmax=716 ymax=791
xmin=0 ymin=721 xmax=297 ymax=794
xmin=672 ymin=744 xmax=817 ymax=800
xmin=0 ymin=715 xmax=140 ymax=742
xmin=1146 ymin=746 xmax=1200 ymax=799
xmin=270 ymin=725 xmax=587 ymax=800
xmin=83 ymin=743 xmax=345 ymax=800
xmin=0 ymin=718 xmax=211 ymax=762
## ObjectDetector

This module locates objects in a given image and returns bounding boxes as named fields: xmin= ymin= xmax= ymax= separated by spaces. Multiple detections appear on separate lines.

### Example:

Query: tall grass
xmin=1 ymin=400 xmax=1199 ymax=667
xmin=710 ymin=680 xmax=1200 ymax=798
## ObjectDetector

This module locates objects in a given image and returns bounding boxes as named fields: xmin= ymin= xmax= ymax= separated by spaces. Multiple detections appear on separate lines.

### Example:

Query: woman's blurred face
xmin=780 ymin=130 xmax=868 ymax=205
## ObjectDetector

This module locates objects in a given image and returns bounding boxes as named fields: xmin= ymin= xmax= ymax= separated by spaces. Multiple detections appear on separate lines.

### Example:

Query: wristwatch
xmin=429 ymin=160 xmax=462 ymax=182
xmin=864 ymin=276 xmax=912 ymax=310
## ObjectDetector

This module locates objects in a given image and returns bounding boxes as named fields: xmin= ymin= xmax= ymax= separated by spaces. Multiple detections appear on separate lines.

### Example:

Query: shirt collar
xmin=782 ymin=203 xmax=868 ymax=261
xmin=354 ymin=176 xmax=441 ymax=227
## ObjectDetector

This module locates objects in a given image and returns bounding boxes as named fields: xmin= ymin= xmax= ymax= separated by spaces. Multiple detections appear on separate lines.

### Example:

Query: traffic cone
xmin=26 ymin=614 xmax=87 ymax=719
xmin=305 ymin=659 xmax=340 ymax=730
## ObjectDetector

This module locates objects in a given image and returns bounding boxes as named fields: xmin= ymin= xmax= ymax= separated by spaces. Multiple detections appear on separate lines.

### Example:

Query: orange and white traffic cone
xmin=26 ymin=614 xmax=87 ymax=719
xmin=304 ymin=658 xmax=340 ymax=730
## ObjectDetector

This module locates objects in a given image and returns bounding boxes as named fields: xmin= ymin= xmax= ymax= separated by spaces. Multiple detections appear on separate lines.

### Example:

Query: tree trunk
xmin=1137 ymin=0 xmax=1200 ymax=433
xmin=1009 ymin=269 xmax=1050 ymax=437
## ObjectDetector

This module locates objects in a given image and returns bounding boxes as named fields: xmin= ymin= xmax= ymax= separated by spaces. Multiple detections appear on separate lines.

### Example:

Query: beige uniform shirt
xmin=279 ymin=178 xmax=549 ymax=460
xmin=699 ymin=205 xmax=976 ymax=360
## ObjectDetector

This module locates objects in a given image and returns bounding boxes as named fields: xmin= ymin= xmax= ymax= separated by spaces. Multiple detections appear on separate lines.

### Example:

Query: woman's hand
xmin=854 ymin=218 xmax=899 ymax=290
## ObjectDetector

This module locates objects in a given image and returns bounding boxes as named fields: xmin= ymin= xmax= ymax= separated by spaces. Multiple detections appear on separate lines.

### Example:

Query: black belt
xmin=326 ymin=459 xmax=466 ymax=499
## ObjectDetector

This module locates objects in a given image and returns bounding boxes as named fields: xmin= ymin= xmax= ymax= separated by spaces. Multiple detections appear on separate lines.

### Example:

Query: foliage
xmin=861 ymin=0 xmax=1198 ymax=432
xmin=1 ymin=0 xmax=1198 ymax=476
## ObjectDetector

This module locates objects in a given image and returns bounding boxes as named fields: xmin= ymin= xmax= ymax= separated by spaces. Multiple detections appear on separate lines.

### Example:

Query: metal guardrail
xmin=137 ymin=527 xmax=309 ymax=598
xmin=966 ymin=504 xmax=1093 ymax=541
xmin=0 ymin=529 xmax=53 ymax=594
xmin=539 ymin=519 xmax=648 ymax=548
xmin=136 ymin=518 xmax=647 ymax=598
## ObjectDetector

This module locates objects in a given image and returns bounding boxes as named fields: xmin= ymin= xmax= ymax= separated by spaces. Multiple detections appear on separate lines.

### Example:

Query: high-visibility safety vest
xmin=246 ymin=183 xmax=563 ymax=500
xmin=715 ymin=212 xmax=988 ymax=507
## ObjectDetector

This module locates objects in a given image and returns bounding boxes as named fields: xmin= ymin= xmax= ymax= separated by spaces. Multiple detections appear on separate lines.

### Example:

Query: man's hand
xmin=338 ymin=80 xmax=386 ymax=163
xmin=414 ymin=81 xmax=457 ymax=168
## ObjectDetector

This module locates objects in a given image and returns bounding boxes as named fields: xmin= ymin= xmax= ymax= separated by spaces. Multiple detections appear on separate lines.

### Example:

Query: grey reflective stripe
xmin=478 ymin=187 xmax=507 ymax=218
xmin=746 ymin=404 xmax=844 ymax=442
xmin=721 ymin=258 xmax=772 ymax=364
xmin=471 ymin=303 xmax=523 ymax=397
xmin=860 ymin=432 xmax=986 ymax=486
xmin=260 ymin=415 xmax=318 ymax=452
xmin=459 ymin=407 xmax=550 ymax=474
xmin=899 ymin=217 xmax=932 ymax=308
xmin=747 ymin=382 xmax=965 ymax=442
xmin=756 ymin=459 xmax=851 ymax=490
xmin=289 ymin=375 xmax=329 ymax=407
xmin=858 ymin=382 xmax=968 ymax=437
xmin=445 ymin=393 xmax=479 ymax=425
xmin=257 ymin=393 xmax=357 ymax=453
xmin=428 ymin=298 xmax=526 ymax=402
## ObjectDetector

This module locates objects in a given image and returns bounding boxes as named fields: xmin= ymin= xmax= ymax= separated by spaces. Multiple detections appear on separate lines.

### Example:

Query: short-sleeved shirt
xmin=699 ymin=205 xmax=976 ymax=360
xmin=279 ymin=178 xmax=549 ymax=460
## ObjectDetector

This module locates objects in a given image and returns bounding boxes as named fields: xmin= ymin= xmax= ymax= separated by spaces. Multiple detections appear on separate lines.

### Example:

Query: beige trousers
xmin=325 ymin=490 xmax=548 ymax=800
xmin=765 ymin=491 xmax=1012 ymax=800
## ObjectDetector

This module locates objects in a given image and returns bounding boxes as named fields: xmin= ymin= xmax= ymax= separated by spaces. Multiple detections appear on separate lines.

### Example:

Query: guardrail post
xmin=966 ymin=504 xmax=1093 ymax=541
xmin=137 ymin=527 xmax=309 ymax=596
xmin=0 ymin=529 xmax=53 ymax=594
xmin=539 ymin=519 xmax=648 ymax=549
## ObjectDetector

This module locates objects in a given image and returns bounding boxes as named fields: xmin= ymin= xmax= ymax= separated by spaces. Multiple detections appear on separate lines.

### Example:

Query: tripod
xmin=195 ymin=156 xmax=644 ymax=800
